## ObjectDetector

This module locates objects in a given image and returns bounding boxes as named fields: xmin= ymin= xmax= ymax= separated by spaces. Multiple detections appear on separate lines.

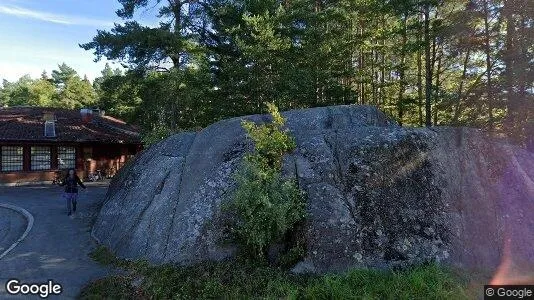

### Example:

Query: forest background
xmin=1 ymin=0 xmax=532 ymax=146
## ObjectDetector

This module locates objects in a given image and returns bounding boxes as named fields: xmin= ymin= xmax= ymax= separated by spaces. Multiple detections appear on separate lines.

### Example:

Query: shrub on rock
xmin=224 ymin=103 xmax=306 ymax=259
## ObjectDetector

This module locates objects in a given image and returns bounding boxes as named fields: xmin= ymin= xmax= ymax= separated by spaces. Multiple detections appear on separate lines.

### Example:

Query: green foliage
xmin=2 ymin=0 xmax=532 ymax=146
xmin=78 ymin=275 xmax=145 ymax=300
xmin=140 ymin=260 xmax=299 ymax=299
xmin=94 ymin=71 xmax=141 ymax=123
xmin=51 ymin=63 xmax=78 ymax=86
xmin=302 ymin=264 xmax=469 ymax=300
xmin=89 ymin=245 xmax=121 ymax=266
xmin=241 ymin=103 xmax=297 ymax=170
xmin=80 ymin=21 xmax=184 ymax=69
xmin=0 ymin=76 xmax=56 ymax=107
xmin=93 ymin=62 xmax=214 ymax=135
xmin=279 ymin=239 xmax=307 ymax=269
xmin=89 ymin=245 xmax=150 ymax=273
xmin=80 ymin=0 xmax=206 ymax=70
xmin=141 ymin=125 xmax=177 ymax=147
xmin=82 ymin=250 xmax=469 ymax=300
xmin=138 ymin=66 xmax=214 ymax=130
xmin=228 ymin=162 xmax=306 ymax=258
xmin=0 ymin=63 xmax=95 ymax=109
xmin=57 ymin=75 xmax=97 ymax=109
xmin=92 ymin=63 xmax=116 ymax=95
xmin=28 ymin=79 xmax=56 ymax=107
xmin=225 ymin=103 xmax=305 ymax=259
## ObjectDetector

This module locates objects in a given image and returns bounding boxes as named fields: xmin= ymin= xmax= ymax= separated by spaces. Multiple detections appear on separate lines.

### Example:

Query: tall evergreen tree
xmin=76 ymin=0 xmax=532 ymax=145
xmin=57 ymin=76 xmax=97 ymax=109
xmin=51 ymin=63 xmax=78 ymax=87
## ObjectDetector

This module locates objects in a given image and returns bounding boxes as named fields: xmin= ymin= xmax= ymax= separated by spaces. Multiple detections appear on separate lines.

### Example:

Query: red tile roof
xmin=0 ymin=107 xmax=141 ymax=144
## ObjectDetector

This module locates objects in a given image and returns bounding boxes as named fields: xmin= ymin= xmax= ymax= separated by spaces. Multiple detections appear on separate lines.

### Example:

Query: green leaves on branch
xmin=225 ymin=103 xmax=306 ymax=260
xmin=241 ymin=103 xmax=296 ymax=170
xmin=80 ymin=21 xmax=184 ymax=69
xmin=141 ymin=125 xmax=177 ymax=147
xmin=229 ymin=162 xmax=306 ymax=259
xmin=0 ymin=64 xmax=96 ymax=109
xmin=80 ymin=0 xmax=206 ymax=70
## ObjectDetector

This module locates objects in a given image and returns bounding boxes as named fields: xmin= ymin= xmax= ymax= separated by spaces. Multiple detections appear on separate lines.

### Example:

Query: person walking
xmin=60 ymin=169 xmax=87 ymax=217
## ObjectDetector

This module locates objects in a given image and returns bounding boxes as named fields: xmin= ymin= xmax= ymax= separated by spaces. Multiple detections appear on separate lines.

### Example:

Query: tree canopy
xmin=2 ymin=0 xmax=533 ymax=147
xmin=1 ymin=63 xmax=96 ymax=109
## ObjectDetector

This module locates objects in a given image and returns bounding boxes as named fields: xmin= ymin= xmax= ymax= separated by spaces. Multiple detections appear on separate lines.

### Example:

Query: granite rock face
xmin=92 ymin=105 xmax=534 ymax=274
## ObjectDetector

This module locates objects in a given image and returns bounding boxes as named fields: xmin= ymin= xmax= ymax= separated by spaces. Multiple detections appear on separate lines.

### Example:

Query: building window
xmin=1 ymin=146 xmax=24 ymax=172
xmin=58 ymin=146 xmax=76 ymax=169
xmin=31 ymin=146 xmax=51 ymax=171
xmin=44 ymin=121 xmax=56 ymax=137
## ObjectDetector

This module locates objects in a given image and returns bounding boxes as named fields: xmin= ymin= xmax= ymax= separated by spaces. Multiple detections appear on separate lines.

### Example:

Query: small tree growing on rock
xmin=225 ymin=103 xmax=306 ymax=260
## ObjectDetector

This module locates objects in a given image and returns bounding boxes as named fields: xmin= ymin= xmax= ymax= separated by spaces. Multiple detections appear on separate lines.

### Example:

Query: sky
xmin=0 ymin=0 xmax=158 ymax=83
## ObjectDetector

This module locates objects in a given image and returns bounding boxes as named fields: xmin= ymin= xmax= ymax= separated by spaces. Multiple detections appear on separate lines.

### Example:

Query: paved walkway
xmin=0 ymin=184 xmax=115 ymax=299
xmin=0 ymin=208 xmax=26 ymax=256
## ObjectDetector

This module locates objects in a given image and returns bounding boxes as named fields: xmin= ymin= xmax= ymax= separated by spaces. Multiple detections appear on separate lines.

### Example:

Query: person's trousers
xmin=64 ymin=193 xmax=78 ymax=214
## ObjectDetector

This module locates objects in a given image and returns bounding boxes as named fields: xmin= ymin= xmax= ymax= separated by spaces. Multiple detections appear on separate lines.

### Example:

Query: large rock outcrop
xmin=92 ymin=105 xmax=534 ymax=274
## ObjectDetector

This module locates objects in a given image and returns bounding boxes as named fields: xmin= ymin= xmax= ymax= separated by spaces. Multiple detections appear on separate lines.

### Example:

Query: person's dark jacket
xmin=61 ymin=175 xmax=86 ymax=193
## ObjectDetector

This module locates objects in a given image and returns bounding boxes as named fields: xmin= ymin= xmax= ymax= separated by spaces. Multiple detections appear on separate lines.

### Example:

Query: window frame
xmin=57 ymin=146 xmax=76 ymax=170
xmin=1 ymin=146 xmax=24 ymax=172
xmin=30 ymin=146 xmax=52 ymax=171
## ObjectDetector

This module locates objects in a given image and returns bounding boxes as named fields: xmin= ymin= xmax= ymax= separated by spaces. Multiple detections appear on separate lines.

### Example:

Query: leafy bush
xmin=141 ymin=124 xmax=176 ymax=146
xmin=241 ymin=102 xmax=297 ymax=170
xmin=229 ymin=162 xmax=306 ymax=258
xmin=225 ymin=103 xmax=306 ymax=259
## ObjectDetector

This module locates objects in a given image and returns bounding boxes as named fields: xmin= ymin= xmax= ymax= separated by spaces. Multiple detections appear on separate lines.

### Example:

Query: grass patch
xmin=302 ymin=264 xmax=469 ymax=300
xmin=78 ymin=275 xmax=146 ymax=300
xmin=89 ymin=245 xmax=150 ymax=273
xmin=89 ymin=245 xmax=121 ymax=266
xmin=141 ymin=260 xmax=301 ymax=299
xmin=82 ymin=246 xmax=469 ymax=299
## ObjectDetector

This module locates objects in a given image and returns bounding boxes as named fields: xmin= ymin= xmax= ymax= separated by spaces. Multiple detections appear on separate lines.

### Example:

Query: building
xmin=0 ymin=107 xmax=142 ymax=185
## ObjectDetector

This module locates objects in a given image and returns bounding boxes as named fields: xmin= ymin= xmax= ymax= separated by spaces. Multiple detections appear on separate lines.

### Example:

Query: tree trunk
xmin=359 ymin=24 xmax=366 ymax=105
xmin=453 ymin=48 xmax=471 ymax=124
xmin=417 ymin=13 xmax=424 ymax=126
xmin=170 ymin=0 xmax=183 ymax=68
xmin=503 ymin=0 xmax=517 ymax=131
xmin=424 ymin=3 xmax=433 ymax=127
xmin=434 ymin=48 xmax=442 ymax=125
xmin=483 ymin=0 xmax=494 ymax=130
xmin=371 ymin=48 xmax=377 ymax=105
xmin=380 ymin=39 xmax=386 ymax=107
xmin=398 ymin=14 xmax=408 ymax=126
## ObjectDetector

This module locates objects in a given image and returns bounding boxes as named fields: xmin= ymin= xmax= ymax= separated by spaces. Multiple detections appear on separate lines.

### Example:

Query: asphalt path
xmin=0 ymin=208 xmax=26 ymax=257
xmin=0 ymin=184 xmax=115 ymax=299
